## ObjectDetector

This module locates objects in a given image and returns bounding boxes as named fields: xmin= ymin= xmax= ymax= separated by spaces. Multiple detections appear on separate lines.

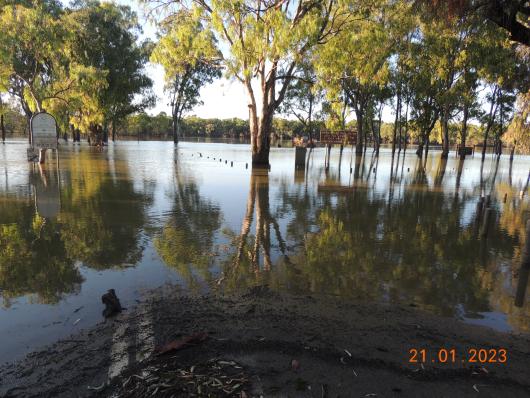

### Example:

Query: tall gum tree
xmin=150 ymin=13 xmax=221 ymax=143
xmin=146 ymin=0 xmax=372 ymax=167
xmin=67 ymin=1 xmax=154 ymax=142
xmin=314 ymin=1 xmax=399 ymax=154
xmin=0 ymin=1 xmax=106 ymax=140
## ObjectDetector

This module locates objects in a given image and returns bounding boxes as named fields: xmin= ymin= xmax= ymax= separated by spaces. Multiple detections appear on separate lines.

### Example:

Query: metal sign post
xmin=29 ymin=112 xmax=58 ymax=163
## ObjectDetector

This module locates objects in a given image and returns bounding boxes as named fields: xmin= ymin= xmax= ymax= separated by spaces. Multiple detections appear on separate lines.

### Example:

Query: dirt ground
xmin=1 ymin=285 xmax=530 ymax=397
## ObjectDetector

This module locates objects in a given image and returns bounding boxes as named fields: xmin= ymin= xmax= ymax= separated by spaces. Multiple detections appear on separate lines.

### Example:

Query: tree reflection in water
xmin=0 ymin=150 xmax=151 ymax=305
xmin=227 ymin=153 xmax=529 ymax=331
xmin=59 ymin=151 xmax=149 ymax=269
xmin=219 ymin=169 xmax=291 ymax=291
xmin=154 ymin=155 xmax=221 ymax=290
xmin=0 ymin=165 xmax=82 ymax=305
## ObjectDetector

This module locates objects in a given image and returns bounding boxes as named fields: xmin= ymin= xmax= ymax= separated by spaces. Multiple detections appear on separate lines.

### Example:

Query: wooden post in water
xmin=481 ymin=208 xmax=493 ymax=238
xmin=294 ymin=147 xmax=307 ymax=169
xmin=515 ymin=220 xmax=530 ymax=307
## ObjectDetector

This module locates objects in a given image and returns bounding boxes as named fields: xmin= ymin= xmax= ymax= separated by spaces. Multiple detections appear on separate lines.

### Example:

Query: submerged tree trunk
xmin=111 ymin=120 xmax=116 ymax=142
xmin=1 ymin=113 xmax=5 ymax=144
xmin=392 ymin=86 xmax=401 ymax=155
xmin=103 ymin=123 xmax=108 ymax=143
xmin=371 ymin=118 xmax=380 ymax=155
xmin=402 ymin=99 xmax=409 ymax=154
xmin=481 ymin=124 xmax=492 ymax=162
xmin=510 ymin=140 xmax=516 ymax=163
xmin=251 ymin=112 xmax=272 ymax=167
xmin=460 ymin=104 xmax=469 ymax=160
xmin=416 ymin=141 xmax=424 ymax=158
xmin=482 ymin=87 xmax=499 ymax=162
xmin=247 ymin=92 xmax=274 ymax=168
xmin=441 ymin=108 xmax=450 ymax=159
xmin=355 ymin=111 xmax=364 ymax=155
xmin=172 ymin=114 xmax=179 ymax=144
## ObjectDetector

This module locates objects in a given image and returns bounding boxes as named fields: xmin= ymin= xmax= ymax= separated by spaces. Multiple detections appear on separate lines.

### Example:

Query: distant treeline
xmin=117 ymin=112 xmax=488 ymax=147
xmin=1 ymin=105 xmax=500 ymax=148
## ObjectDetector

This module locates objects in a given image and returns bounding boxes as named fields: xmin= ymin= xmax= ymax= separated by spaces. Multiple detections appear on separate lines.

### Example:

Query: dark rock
xmin=101 ymin=289 xmax=122 ymax=318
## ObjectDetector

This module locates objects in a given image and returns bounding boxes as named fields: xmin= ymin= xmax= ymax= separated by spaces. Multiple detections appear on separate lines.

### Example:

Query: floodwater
xmin=1 ymin=140 xmax=529 ymax=362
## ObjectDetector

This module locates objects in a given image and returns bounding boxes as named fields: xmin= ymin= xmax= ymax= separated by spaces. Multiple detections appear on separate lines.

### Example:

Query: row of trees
xmin=0 ymin=0 xmax=153 ymax=144
xmin=0 ymin=102 xmax=491 ymax=148
xmin=146 ymin=0 xmax=530 ymax=166
xmin=1 ymin=1 xmax=528 ymax=163
xmin=120 ymin=112 xmax=490 ymax=146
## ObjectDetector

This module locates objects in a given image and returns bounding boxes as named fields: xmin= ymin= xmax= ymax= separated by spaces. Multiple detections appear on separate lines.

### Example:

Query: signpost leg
xmin=39 ymin=148 xmax=46 ymax=164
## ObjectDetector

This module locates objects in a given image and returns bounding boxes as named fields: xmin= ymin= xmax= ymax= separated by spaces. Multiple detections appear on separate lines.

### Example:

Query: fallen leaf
xmin=155 ymin=332 xmax=208 ymax=355
xmin=291 ymin=359 xmax=300 ymax=371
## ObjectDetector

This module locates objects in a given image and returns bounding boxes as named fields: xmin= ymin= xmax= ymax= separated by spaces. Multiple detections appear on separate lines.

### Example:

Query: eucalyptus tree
xmin=416 ymin=15 xmax=484 ymax=158
xmin=0 ymin=1 xmax=104 ymax=136
xmin=151 ymin=14 xmax=221 ymax=143
xmin=505 ymin=47 xmax=530 ymax=153
xmin=0 ymin=1 xmax=111 ymax=144
xmin=315 ymin=2 xmax=392 ymax=154
xmin=423 ymin=0 xmax=530 ymax=47
xmin=475 ymin=28 xmax=527 ymax=161
xmin=67 ymin=1 xmax=154 ymax=141
xmin=146 ymin=0 xmax=376 ymax=167
xmin=278 ymin=61 xmax=324 ymax=141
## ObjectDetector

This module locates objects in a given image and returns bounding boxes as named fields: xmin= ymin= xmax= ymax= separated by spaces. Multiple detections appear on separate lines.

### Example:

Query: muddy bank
xmin=1 ymin=285 xmax=530 ymax=397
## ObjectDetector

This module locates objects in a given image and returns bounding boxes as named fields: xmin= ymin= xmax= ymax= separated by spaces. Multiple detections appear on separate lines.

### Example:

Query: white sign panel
xmin=31 ymin=112 xmax=57 ymax=149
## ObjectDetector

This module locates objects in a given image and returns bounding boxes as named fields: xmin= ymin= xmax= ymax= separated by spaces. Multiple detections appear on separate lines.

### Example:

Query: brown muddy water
xmin=0 ymin=140 xmax=529 ymax=363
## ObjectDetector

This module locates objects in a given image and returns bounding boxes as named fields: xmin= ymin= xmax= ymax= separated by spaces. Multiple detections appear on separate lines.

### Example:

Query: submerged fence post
xmin=295 ymin=147 xmax=307 ymax=169
xmin=515 ymin=220 xmax=530 ymax=307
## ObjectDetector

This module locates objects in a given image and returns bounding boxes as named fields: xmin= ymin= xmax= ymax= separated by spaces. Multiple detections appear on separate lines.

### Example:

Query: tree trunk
xmin=1 ymin=113 xmax=5 ymax=144
xmin=250 ymin=107 xmax=272 ymax=168
xmin=172 ymin=114 xmax=179 ymax=143
xmin=371 ymin=118 xmax=380 ymax=155
xmin=392 ymin=87 xmax=401 ymax=155
xmin=441 ymin=108 xmax=450 ymax=158
xmin=111 ymin=120 xmax=116 ymax=142
xmin=403 ymin=100 xmax=409 ymax=154
xmin=460 ymin=104 xmax=469 ymax=160
xmin=355 ymin=111 xmax=364 ymax=155
xmin=482 ymin=87 xmax=498 ymax=162
xmin=416 ymin=141 xmax=424 ymax=158
xmin=481 ymin=125 xmax=491 ymax=162
xmin=510 ymin=140 xmax=516 ymax=163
